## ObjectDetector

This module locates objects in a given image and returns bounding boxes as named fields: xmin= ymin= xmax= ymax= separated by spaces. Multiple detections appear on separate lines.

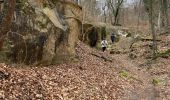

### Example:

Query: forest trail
xmin=0 ymin=41 xmax=169 ymax=99
xmin=86 ymin=43 xmax=158 ymax=100
xmin=111 ymin=54 xmax=156 ymax=100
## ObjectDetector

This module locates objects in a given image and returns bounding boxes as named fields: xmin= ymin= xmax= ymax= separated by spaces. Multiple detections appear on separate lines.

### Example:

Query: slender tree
xmin=143 ymin=0 xmax=158 ymax=57
xmin=0 ymin=0 xmax=16 ymax=50
xmin=102 ymin=2 xmax=107 ymax=23
xmin=107 ymin=0 xmax=124 ymax=25
xmin=162 ymin=0 xmax=169 ymax=29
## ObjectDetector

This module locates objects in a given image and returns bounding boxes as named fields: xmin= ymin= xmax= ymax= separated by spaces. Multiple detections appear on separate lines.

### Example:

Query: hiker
xmin=101 ymin=39 xmax=108 ymax=52
xmin=111 ymin=32 xmax=115 ymax=43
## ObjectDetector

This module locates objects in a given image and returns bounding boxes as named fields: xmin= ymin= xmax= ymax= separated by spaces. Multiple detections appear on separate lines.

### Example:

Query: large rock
xmin=1 ymin=0 xmax=82 ymax=65
xmin=111 ymin=36 xmax=133 ymax=53
xmin=42 ymin=1 xmax=82 ymax=64
xmin=110 ymin=29 xmax=141 ymax=53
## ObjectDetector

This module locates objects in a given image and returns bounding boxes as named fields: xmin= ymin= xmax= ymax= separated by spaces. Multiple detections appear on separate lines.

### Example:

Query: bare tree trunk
xmin=148 ymin=0 xmax=157 ymax=57
xmin=143 ymin=0 xmax=158 ymax=57
xmin=158 ymin=0 xmax=169 ymax=32
xmin=114 ymin=5 xmax=121 ymax=25
xmin=102 ymin=3 xmax=107 ymax=23
xmin=158 ymin=4 xmax=162 ymax=31
xmin=158 ymin=10 xmax=162 ymax=31
xmin=82 ymin=3 xmax=85 ymax=41
xmin=122 ymin=8 xmax=124 ymax=25
xmin=104 ymin=10 xmax=106 ymax=23
xmin=0 ymin=0 xmax=16 ymax=50
xmin=107 ymin=0 xmax=123 ymax=26
xmin=136 ymin=0 xmax=142 ymax=32
xmin=162 ymin=0 xmax=169 ymax=29
xmin=107 ymin=0 xmax=113 ymax=24
xmin=109 ymin=9 xmax=113 ymax=25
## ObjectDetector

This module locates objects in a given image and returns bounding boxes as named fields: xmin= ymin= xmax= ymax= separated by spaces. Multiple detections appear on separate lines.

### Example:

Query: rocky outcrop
xmin=0 ymin=0 xmax=82 ymax=65
xmin=42 ymin=1 xmax=82 ymax=64
xmin=109 ymin=29 xmax=141 ymax=53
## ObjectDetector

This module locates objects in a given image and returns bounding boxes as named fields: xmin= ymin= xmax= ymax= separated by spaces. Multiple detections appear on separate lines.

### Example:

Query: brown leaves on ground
xmin=0 ymin=42 xmax=124 ymax=100
xmin=0 ymin=40 xmax=170 ymax=99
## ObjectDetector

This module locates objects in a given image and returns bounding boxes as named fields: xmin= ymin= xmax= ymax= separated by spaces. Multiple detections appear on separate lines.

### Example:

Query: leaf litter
xmin=0 ymin=41 xmax=170 ymax=100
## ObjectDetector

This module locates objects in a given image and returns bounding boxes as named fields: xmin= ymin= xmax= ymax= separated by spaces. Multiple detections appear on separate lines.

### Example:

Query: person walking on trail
xmin=101 ymin=39 xmax=108 ymax=52
xmin=111 ymin=32 xmax=115 ymax=43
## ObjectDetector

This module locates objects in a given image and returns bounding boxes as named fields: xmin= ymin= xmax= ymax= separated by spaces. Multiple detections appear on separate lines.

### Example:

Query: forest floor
xmin=0 ymin=34 xmax=170 ymax=100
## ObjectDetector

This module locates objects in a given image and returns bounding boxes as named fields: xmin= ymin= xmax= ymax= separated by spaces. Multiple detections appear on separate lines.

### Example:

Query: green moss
xmin=101 ymin=27 xmax=106 ymax=40
xmin=126 ymin=32 xmax=132 ymax=37
xmin=0 ymin=39 xmax=13 ymax=62
xmin=37 ymin=20 xmax=47 ymax=28
xmin=120 ymin=70 xmax=129 ymax=78
xmin=95 ymin=43 xmax=101 ymax=50
xmin=154 ymin=49 xmax=170 ymax=59
xmin=152 ymin=78 xmax=162 ymax=86
xmin=0 ymin=51 xmax=7 ymax=62
xmin=16 ymin=0 xmax=27 ymax=10
xmin=159 ymin=49 xmax=170 ymax=57
xmin=115 ymin=35 xmax=120 ymax=42
xmin=119 ymin=70 xmax=141 ymax=82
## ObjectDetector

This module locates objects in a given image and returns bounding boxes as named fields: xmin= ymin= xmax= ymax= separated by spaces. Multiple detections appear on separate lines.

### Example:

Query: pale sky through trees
xmin=98 ymin=0 xmax=134 ymax=5
xmin=97 ymin=0 xmax=134 ymax=13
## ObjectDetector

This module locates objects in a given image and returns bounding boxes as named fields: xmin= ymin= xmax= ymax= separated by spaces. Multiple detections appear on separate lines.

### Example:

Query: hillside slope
xmin=0 ymin=38 xmax=170 ymax=99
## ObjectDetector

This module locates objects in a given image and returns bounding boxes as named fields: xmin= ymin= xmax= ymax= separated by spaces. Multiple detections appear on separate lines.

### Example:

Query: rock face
xmin=110 ymin=29 xmax=141 ymax=53
xmin=0 ymin=0 xmax=82 ymax=64
xmin=80 ymin=23 xmax=101 ymax=48
xmin=42 ymin=1 xmax=82 ymax=64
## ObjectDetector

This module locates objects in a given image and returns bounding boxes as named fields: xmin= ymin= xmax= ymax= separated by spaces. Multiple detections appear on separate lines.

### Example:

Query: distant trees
xmin=143 ymin=0 xmax=170 ymax=57
xmin=107 ymin=0 xmax=124 ymax=25
xmin=81 ymin=0 xmax=101 ymax=22
xmin=158 ymin=0 xmax=169 ymax=31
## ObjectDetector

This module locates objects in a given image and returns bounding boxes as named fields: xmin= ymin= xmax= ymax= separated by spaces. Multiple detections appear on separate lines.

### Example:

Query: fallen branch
xmin=140 ymin=38 xmax=161 ymax=42
xmin=91 ymin=53 xmax=113 ymax=62
xmin=0 ymin=71 xmax=10 ymax=80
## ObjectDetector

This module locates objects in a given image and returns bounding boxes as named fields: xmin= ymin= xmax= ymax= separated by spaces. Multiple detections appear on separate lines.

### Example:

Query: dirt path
xmin=111 ymin=54 xmax=158 ymax=100
xmin=88 ymin=45 xmax=159 ymax=100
